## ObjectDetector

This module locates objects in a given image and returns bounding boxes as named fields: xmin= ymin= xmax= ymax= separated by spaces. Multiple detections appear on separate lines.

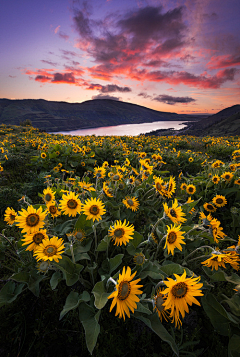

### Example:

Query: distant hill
xmin=179 ymin=105 xmax=240 ymax=136
xmin=0 ymin=98 xmax=200 ymax=132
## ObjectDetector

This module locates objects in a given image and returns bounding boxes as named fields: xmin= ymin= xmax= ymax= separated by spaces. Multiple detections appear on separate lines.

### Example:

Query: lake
xmin=51 ymin=120 xmax=188 ymax=136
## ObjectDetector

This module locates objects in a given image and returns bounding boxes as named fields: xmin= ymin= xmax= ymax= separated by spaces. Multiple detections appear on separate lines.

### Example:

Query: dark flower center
xmin=49 ymin=206 xmax=57 ymax=214
xmin=172 ymin=282 xmax=188 ymax=298
xmin=170 ymin=209 xmax=177 ymax=218
xmin=90 ymin=205 xmax=99 ymax=215
xmin=156 ymin=296 xmax=165 ymax=311
xmin=216 ymin=198 xmax=223 ymax=204
xmin=44 ymin=245 xmax=57 ymax=257
xmin=127 ymin=199 xmax=134 ymax=206
xmin=33 ymin=233 xmax=44 ymax=244
xmin=167 ymin=231 xmax=177 ymax=244
xmin=67 ymin=199 xmax=78 ymax=209
xmin=45 ymin=193 xmax=52 ymax=202
xmin=114 ymin=228 xmax=124 ymax=238
xmin=26 ymin=213 xmax=40 ymax=227
xmin=118 ymin=281 xmax=131 ymax=300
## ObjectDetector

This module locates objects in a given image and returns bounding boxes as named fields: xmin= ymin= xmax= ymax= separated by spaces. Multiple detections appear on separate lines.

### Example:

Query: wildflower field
xmin=1 ymin=124 xmax=240 ymax=357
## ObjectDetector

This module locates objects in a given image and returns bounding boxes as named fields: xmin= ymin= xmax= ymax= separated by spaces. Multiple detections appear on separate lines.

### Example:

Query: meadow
xmin=0 ymin=123 xmax=240 ymax=357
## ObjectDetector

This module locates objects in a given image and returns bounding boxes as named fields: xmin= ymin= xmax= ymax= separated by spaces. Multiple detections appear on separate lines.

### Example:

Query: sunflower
xmin=59 ymin=191 xmax=82 ymax=217
xmin=93 ymin=166 xmax=106 ymax=179
xmin=180 ymin=183 xmax=187 ymax=191
xmin=201 ymin=251 xmax=229 ymax=270
xmin=212 ymin=175 xmax=220 ymax=184
xmin=166 ymin=176 xmax=176 ymax=198
xmin=210 ymin=218 xmax=226 ymax=243
xmin=188 ymin=157 xmax=193 ymax=162
xmin=108 ymin=266 xmax=143 ymax=320
xmin=22 ymin=229 xmax=49 ymax=251
xmin=43 ymin=187 xmax=55 ymax=204
xmin=162 ymin=271 xmax=203 ymax=328
xmin=154 ymin=177 xmax=167 ymax=196
xmin=33 ymin=236 xmax=65 ymax=263
xmin=221 ymin=171 xmax=234 ymax=182
xmin=153 ymin=288 xmax=169 ymax=322
xmin=133 ymin=252 xmax=145 ymax=266
xmin=103 ymin=182 xmax=114 ymax=197
xmin=163 ymin=199 xmax=186 ymax=224
xmin=70 ymin=228 xmax=86 ymax=242
xmin=128 ymin=175 xmax=136 ymax=185
xmin=78 ymin=181 xmax=95 ymax=192
xmin=186 ymin=184 xmax=196 ymax=195
xmin=109 ymin=220 xmax=135 ymax=246
xmin=122 ymin=196 xmax=139 ymax=212
xmin=4 ymin=207 xmax=17 ymax=225
xmin=234 ymin=178 xmax=240 ymax=185
xmin=15 ymin=205 xmax=47 ymax=234
xmin=111 ymin=172 xmax=123 ymax=182
xmin=212 ymin=195 xmax=227 ymax=208
xmin=164 ymin=224 xmax=186 ymax=256
xmin=41 ymin=152 xmax=47 ymax=159
xmin=203 ymin=202 xmax=216 ymax=213
xmin=47 ymin=202 xmax=61 ymax=218
xmin=82 ymin=197 xmax=106 ymax=222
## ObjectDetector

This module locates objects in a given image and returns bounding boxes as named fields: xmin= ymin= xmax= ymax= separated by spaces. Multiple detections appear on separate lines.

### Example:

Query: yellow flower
xmin=162 ymin=271 xmax=203 ymax=328
xmin=212 ymin=175 xmax=220 ymax=184
xmin=47 ymin=202 xmax=61 ymax=217
xmin=68 ymin=228 xmax=86 ymax=242
xmin=22 ymin=229 xmax=49 ymax=251
xmin=186 ymin=184 xmax=196 ymax=195
xmin=82 ymin=197 xmax=106 ymax=222
xmin=43 ymin=187 xmax=55 ymax=204
xmin=15 ymin=205 xmax=47 ymax=234
xmin=78 ymin=181 xmax=95 ymax=192
xmin=166 ymin=176 xmax=176 ymax=198
xmin=108 ymin=266 xmax=143 ymax=320
xmin=203 ymin=202 xmax=216 ymax=213
xmin=163 ymin=199 xmax=186 ymax=224
xmin=103 ymin=182 xmax=114 ymax=197
xmin=201 ymin=251 xmax=229 ymax=270
xmin=4 ymin=207 xmax=17 ymax=225
xmin=109 ymin=220 xmax=134 ymax=246
xmin=234 ymin=178 xmax=240 ymax=185
xmin=210 ymin=218 xmax=226 ymax=243
xmin=180 ymin=183 xmax=187 ymax=191
xmin=128 ymin=175 xmax=136 ymax=185
xmin=93 ymin=166 xmax=106 ymax=179
xmin=59 ymin=191 xmax=82 ymax=217
xmin=122 ymin=196 xmax=139 ymax=212
xmin=221 ymin=171 xmax=234 ymax=182
xmin=153 ymin=288 xmax=169 ymax=322
xmin=133 ymin=252 xmax=145 ymax=266
xmin=164 ymin=224 xmax=186 ymax=255
xmin=41 ymin=152 xmax=47 ymax=159
xmin=212 ymin=195 xmax=227 ymax=208
xmin=154 ymin=177 xmax=167 ymax=196
xmin=33 ymin=236 xmax=65 ymax=263
xmin=188 ymin=157 xmax=193 ymax=162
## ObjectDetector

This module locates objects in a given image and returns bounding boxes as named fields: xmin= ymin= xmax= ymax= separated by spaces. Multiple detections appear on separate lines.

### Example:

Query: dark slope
xmin=0 ymin=98 xmax=200 ymax=132
xmin=179 ymin=104 xmax=240 ymax=136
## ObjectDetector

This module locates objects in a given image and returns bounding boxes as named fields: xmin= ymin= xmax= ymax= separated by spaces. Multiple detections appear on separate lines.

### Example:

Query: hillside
xmin=0 ymin=98 xmax=200 ymax=132
xmin=179 ymin=104 xmax=240 ymax=136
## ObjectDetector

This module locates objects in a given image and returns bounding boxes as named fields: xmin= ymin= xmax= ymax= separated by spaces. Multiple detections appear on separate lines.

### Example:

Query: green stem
xmin=70 ymin=243 xmax=75 ymax=264
xmin=184 ymin=246 xmax=214 ymax=261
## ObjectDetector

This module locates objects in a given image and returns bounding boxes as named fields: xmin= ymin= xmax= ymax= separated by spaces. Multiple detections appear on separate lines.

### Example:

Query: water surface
xmin=51 ymin=120 xmax=188 ymax=136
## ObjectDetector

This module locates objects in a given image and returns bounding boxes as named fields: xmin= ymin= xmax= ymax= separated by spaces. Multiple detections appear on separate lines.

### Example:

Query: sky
xmin=1 ymin=0 xmax=240 ymax=114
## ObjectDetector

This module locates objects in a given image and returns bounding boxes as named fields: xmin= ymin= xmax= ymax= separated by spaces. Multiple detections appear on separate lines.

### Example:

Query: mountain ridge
xmin=0 ymin=98 xmax=201 ymax=132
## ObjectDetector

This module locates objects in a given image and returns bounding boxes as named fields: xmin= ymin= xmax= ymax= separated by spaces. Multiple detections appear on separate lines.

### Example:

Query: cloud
xmin=153 ymin=94 xmax=196 ymax=105
xmin=58 ymin=31 xmax=69 ymax=41
xmin=138 ymin=92 xmax=152 ymax=99
xmin=41 ymin=60 xmax=58 ymax=66
xmin=91 ymin=94 xmax=120 ymax=100
xmin=207 ymin=54 xmax=240 ymax=69
xmin=54 ymin=25 xmax=60 ymax=34
xmin=52 ymin=72 xmax=76 ymax=83
xmin=87 ymin=83 xmax=131 ymax=93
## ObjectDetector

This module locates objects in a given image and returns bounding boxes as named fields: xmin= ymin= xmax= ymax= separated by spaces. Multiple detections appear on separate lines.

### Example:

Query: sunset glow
xmin=1 ymin=0 xmax=240 ymax=114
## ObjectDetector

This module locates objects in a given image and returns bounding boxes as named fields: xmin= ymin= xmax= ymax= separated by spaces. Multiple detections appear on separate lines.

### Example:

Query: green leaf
xmin=0 ymin=281 xmax=24 ymax=307
xmin=109 ymin=254 xmax=124 ymax=274
xmin=54 ymin=256 xmax=84 ymax=286
xmin=96 ymin=235 xmax=111 ymax=252
xmin=59 ymin=290 xmax=90 ymax=320
xmin=74 ymin=213 xmax=92 ymax=230
xmin=228 ymin=334 xmax=240 ymax=357
xmin=135 ymin=313 xmax=179 ymax=356
xmin=11 ymin=270 xmax=45 ymax=297
xmin=54 ymin=219 xmax=76 ymax=235
xmin=92 ymin=280 xmax=112 ymax=309
xmin=131 ymin=231 xmax=144 ymax=249
xmin=50 ymin=270 xmax=62 ymax=290
xmin=202 ymin=293 xmax=238 ymax=336
xmin=136 ymin=301 xmax=152 ymax=315
xmin=160 ymin=263 xmax=193 ymax=277
xmin=74 ymin=252 xmax=91 ymax=262
xmin=79 ymin=302 xmax=101 ymax=355
xmin=65 ymin=239 xmax=92 ymax=257
xmin=202 ymin=267 xmax=240 ymax=284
